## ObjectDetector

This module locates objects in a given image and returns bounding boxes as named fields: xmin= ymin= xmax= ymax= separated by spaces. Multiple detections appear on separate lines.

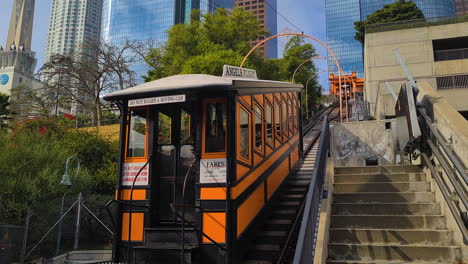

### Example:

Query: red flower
xmin=63 ymin=113 xmax=77 ymax=120
xmin=40 ymin=126 xmax=48 ymax=134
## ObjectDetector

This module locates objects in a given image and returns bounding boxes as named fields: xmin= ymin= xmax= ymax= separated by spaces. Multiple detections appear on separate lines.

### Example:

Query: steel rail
xmin=276 ymin=105 xmax=336 ymax=263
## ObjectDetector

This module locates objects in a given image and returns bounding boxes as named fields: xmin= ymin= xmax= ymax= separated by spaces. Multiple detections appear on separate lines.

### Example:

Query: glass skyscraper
xmin=326 ymin=0 xmax=456 ymax=77
xmin=101 ymin=0 xmax=234 ymax=82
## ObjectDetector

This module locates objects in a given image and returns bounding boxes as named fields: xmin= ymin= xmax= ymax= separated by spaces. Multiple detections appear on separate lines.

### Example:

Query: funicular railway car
xmin=103 ymin=69 xmax=303 ymax=264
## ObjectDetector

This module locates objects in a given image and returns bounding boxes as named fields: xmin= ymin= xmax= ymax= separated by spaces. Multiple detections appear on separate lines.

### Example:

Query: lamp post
xmin=55 ymin=156 xmax=81 ymax=256
xmin=52 ymin=57 xmax=65 ymax=117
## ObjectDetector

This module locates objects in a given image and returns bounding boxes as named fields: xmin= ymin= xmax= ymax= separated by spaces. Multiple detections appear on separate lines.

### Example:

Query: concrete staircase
xmin=327 ymin=165 xmax=462 ymax=263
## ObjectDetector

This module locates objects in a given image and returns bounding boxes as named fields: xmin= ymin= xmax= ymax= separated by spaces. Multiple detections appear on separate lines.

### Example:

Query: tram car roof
xmin=103 ymin=74 xmax=303 ymax=101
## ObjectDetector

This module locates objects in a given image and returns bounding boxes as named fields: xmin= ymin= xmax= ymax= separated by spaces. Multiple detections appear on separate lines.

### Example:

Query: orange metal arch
xmin=239 ymin=33 xmax=345 ymax=121
xmin=292 ymin=56 xmax=335 ymax=83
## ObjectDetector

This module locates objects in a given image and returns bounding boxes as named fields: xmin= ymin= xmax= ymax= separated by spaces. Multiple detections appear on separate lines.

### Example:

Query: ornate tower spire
xmin=6 ymin=0 xmax=35 ymax=51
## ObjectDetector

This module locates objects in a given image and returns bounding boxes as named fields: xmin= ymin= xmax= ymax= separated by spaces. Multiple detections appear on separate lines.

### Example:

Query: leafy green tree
xmin=143 ymin=8 xmax=266 ymax=81
xmin=0 ymin=117 xmax=118 ymax=223
xmin=142 ymin=9 xmax=322 ymax=113
xmin=354 ymin=0 xmax=424 ymax=44
xmin=0 ymin=92 xmax=13 ymax=129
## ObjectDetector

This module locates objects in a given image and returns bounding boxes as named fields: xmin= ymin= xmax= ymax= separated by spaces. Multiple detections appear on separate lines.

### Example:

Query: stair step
xmin=256 ymin=235 xmax=286 ymax=244
xmin=333 ymin=182 xmax=429 ymax=193
xmin=331 ymin=215 xmax=447 ymax=229
xmin=334 ymin=173 xmax=426 ymax=183
xmin=329 ymin=228 xmax=454 ymax=245
xmin=278 ymin=201 xmax=301 ymax=206
xmin=328 ymin=243 xmax=460 ymax=262
xmin=331 ymin=203 xmax=440 ymax=215
xmin=245 ymin=250 xmax=278 ymax=262
xmin=284 ymin=187 xmax=307 ymax=194
xmin=281 ymin=194 xmax=304 ymax=201
xmin=334 ymin=165 xmax=422 ymax=175
xmin=255 ymin=244 xmax=281 ymax=251
xmin=292 ymin=175 xmax=312 ymax=180
xmin=288 ymin=180 xmax=310 ymax=186
xmin=333 ymin=192 xmax=435 ymax=203
xmin=271 ymin=210 xmax=296 ymax=219
xmin=327 ymin=261 xmax=448 ymax=264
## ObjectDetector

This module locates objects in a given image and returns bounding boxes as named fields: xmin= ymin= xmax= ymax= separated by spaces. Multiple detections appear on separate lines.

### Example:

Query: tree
xmin=354 ymin=0 xmax=424 ymax=44
xmin=143 ymin=8 xmax=266 ymax=81
xmin=141 ymin=8 xmax=322 ymax=113
xmin=38 ymin=40 xmax=137 ymax=126
xmin=10 ymin=83 xmax=54 ymax=120
xmin=0 ymin=93 xmax=13 ymax=129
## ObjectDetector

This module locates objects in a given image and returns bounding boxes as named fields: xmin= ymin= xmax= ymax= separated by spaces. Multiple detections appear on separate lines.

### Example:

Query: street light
xmin=55 ymin=156 xmax=81 ymax=256
xmin=52 ymin=56 xmax=65 ymax=117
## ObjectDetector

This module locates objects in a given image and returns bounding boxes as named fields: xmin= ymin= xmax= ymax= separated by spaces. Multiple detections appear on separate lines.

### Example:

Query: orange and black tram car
xmin=103 ymin=73 xmax=304 ymax=263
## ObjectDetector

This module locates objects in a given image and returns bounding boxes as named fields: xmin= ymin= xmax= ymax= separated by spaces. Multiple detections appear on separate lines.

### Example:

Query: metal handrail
xmin=419 ymin=109 xmax=468 ymax=182
xmin=276 ymin=116 xmax=327 ymax=263
xmin=292 ymin=116 xmax=330 ymax=263
xmin=418 ymin=107 xmax=468 ymax=243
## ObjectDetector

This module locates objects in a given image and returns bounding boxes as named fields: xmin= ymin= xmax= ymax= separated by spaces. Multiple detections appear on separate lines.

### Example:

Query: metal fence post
xmin=73 ymin=193 xmax=82 ymax=250
xmin=20 ymin=209 xmax=31 ymax=264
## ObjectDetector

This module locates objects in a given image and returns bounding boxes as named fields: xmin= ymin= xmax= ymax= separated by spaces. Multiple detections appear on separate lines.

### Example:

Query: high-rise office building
xmin=456 ymin=0 xmax=468 ymax=14
xmin=326 ymin=0 xmax=456 ymax=77
xmin=0 ymin=0 xmax=41 ymax=96
xmin=45 ymin=0 xmax=103 ymax=63
xmin=101 ymin=0 xmax=235 ymax=82
xmin=235 ymin=0 xmax=278 ymax=58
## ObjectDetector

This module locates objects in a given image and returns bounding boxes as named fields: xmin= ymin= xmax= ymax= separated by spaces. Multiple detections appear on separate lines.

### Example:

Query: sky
xmin=0 ymin=0 xmax=329 ymax=90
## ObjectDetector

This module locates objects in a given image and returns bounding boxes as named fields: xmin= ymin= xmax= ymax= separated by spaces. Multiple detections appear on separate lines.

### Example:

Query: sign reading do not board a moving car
xmin=122 ymin=162 xmax=149 ymax=186
xmin=128 ymin=94 xmax=186 ymax=107
xmin=200 ymin=158 xmax=227 ymax=184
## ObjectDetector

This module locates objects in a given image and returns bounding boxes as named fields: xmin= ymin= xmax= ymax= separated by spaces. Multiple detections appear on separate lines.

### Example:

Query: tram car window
xmin=103 ymin=74 xmax=303 ymax=264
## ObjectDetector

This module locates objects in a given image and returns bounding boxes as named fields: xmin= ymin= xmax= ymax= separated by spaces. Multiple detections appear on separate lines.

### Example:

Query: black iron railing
xmin=418 ymin=108 xmax=468 ymax=243
xmin=291 ymin=116 xmax=330 ymax=263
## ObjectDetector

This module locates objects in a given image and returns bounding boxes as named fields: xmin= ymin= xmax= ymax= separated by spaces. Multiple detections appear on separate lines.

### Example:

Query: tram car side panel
xmin=230 ymin=91 xmax=302 ymax=261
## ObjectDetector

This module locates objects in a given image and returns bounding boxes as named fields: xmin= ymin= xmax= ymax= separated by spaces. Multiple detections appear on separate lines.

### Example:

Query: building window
xmin=437 ymin=75 xmax=468 ymax=89
xmin=433 ymin=36 xmax=468 ymax=61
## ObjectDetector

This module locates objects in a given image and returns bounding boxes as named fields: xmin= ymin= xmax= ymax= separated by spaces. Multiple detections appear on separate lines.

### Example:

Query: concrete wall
xmin=330 ymin=120 xmax=396 ymax=167
xmin=417 ymin=82 xmax=468 ymax=164
xmin=364 ymin=21 xmax=468 ymax=118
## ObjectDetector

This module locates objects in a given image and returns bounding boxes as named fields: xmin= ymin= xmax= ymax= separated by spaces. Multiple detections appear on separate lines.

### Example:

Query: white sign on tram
xmin=222 ymin=65 xmax=258 ymax=80
xmin=128 ymin=94 xmax=186 ymax=107
xmin=200 ymin=158 xmax=227 ymax=184
xmin=122 ymin=162 xmax=149 ymax=186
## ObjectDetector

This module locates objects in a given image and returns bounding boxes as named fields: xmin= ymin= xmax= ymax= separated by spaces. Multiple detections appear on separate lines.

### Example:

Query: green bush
xmin=0 ymin=117 xmax=118 ymax=224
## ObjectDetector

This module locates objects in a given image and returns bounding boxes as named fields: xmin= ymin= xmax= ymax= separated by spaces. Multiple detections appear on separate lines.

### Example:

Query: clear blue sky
xmin=0 ymin=0 xmax=328 ymax=90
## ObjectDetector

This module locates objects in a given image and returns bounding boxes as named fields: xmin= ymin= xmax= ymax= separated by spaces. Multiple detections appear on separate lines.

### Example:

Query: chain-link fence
xmin=0 ymin=223 xmax=25 ymax=263
xmin=2 ymin=193 xmax=116 ymax=264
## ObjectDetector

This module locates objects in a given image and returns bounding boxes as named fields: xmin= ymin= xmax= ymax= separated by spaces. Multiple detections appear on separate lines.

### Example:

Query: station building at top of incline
xmin=363 ymin=14 xmax=468 ymax=120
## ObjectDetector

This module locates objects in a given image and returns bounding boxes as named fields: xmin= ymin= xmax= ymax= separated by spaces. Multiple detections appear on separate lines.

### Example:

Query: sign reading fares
xmin=222 ymin=65 xmax=257 ymax=80
xmin=200 ymin=158 xmax=227 ymax=184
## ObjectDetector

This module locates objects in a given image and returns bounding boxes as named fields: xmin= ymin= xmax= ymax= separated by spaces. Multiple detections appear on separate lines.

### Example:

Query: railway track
xmin=243 ymin=104 xmax=338 ymax=264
